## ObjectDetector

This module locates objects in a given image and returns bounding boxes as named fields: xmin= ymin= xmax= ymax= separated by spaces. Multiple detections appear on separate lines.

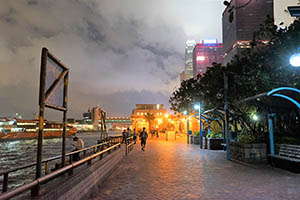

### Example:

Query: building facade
xmin=182 ymin=40 xmax=196 ymax=81
xmin=222 ymin=0 xmax=274 ymax=64
xmin=192 ymin=40 xmax=223 ymax=77
xmin=274 ymin=0 xmax=298 ymax=27
xmin=131 ymin=104 xmax=167 ymax=133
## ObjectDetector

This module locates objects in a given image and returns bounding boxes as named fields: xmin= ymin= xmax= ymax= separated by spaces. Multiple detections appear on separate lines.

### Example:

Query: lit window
xmin=137 ymin=112 xmax=140 ymax=115
xmin=141 ymin=113 xmax=144 ymax=115
xmin=196 ymin=56 xmax=205 ymax=61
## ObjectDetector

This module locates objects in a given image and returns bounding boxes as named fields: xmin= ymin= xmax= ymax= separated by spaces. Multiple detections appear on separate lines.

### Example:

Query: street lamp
xmin=194 ymin=103 xmax=203 ymax=148
xmin=289 ymin=48 xmax=300 ymax=67
xmin=183 ymin=110 xmax=189 ymax=144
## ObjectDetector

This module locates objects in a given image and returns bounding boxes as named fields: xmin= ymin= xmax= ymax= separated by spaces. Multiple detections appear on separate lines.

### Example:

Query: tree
xmin=144 ymin=112 xmax=155 ymax=133
xmin=170 ymin=17 xmax=300 ymax=142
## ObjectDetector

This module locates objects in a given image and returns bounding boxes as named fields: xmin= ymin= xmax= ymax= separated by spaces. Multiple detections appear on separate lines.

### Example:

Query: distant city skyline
xmin=0 ymin=0 xmax=225 ymax=119
xmin=0 ymin=1 xmax=298 ymax=120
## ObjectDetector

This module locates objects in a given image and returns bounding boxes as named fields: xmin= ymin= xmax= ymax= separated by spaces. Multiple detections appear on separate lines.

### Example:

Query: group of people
xmin=70 ymin=127 xmax=149 ymax=162
xmin=122 ymin=127 xmax=148 ymax=151
xmin=122 ymin=128 xmax=136 ymax=144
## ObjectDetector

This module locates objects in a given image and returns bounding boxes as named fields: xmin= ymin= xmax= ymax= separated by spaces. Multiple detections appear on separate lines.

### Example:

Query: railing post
xmin=45 ymin=161 xmax=49 ymax=175
xmin=3 ymin=173 xmax=8 ymax=193
xmin=88 ymin=159 xmax=92 ymax=165
xmin=69 ymin=155 xmax=73 ymax=175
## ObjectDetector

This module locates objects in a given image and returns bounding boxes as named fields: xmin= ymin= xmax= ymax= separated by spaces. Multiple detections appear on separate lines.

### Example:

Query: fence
xmin=0 ymin=135 xmax=123 ymax=200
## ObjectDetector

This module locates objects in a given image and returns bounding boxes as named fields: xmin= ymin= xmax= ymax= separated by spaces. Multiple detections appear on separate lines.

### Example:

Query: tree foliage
xmin=170 ymin=17 xmax=300 ymax=142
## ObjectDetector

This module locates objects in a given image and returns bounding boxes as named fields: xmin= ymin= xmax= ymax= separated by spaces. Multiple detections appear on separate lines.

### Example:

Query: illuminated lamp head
xmin=290 ymin=47 xmax=300 ymax=67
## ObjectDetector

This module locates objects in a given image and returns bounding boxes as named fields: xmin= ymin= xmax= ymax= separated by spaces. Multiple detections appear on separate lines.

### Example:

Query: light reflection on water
xmin=0 ymin=131 xmax=121 ymax=191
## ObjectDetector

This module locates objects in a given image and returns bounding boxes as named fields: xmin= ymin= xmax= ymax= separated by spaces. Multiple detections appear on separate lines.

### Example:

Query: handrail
xmin=0 ymin=143 xmax=121 ymax=200
xmin=0 ymin=135 xmax=123 ymax=193
xmin=0 ymin=140 xmax=112 ymax=175
xmin=125 ymin=136 xmax=135 ymax=156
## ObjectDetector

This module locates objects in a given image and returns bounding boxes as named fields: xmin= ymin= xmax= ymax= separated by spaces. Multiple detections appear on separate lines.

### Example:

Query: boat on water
xmin=0 ymin=118 xmax=77 ymax=140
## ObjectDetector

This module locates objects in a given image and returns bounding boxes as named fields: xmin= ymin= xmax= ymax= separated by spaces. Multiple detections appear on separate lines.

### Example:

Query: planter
xmin=189 ymin=135 xmax=194 ymax=144
xmin=207 ymin=138 xmax=223 ymax=150
xmin=193 ymin=136 xmax=200 ymax=144
xmin=230 ymin=141 xmax=267 ymax=163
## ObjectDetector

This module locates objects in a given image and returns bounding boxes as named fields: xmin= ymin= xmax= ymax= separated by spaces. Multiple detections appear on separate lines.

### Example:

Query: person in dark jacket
xmin=139 ymin=127 xmax=148 ymax=151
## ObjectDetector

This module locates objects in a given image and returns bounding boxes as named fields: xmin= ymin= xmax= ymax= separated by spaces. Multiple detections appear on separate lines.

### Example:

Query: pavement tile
xmin=89 ymin=139 xmax=300 ymax=200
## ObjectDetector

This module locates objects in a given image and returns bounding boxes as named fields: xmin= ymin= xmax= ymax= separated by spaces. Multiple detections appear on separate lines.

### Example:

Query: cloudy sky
xmin=0 ymin=0 xmax=224 ymax=119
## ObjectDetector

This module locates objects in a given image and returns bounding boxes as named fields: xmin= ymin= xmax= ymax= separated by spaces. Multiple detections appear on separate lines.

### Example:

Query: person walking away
xmin=122 ymin=129 xmax=127 ymax=144
xmin=72 ymin=136 xmax=84 ymax=161
xmin=139 ymin=127 xmax=148 ymax=151
xmin=133 ymin=128 xmax=137 ymax=144
xmin=127 ymin=128 xmax=132 ymax=143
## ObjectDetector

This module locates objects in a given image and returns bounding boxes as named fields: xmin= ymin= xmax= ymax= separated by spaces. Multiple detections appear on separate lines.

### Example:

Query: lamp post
xmin=194 ymin=103 xmax=202 ymax=149
xmin=224 ymin=71 xmax=230 ymax=160
xmin=183 ymin=110 xmax=189 ymax=144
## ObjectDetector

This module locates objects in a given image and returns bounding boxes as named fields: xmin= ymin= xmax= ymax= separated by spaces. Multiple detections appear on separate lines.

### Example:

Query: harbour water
xmin=0 ymin=131 xmax=121 ymax=191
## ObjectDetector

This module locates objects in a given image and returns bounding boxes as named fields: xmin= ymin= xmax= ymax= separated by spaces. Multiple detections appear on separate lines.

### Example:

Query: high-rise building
xmin=222 ymin=0 xmax=274 ymax=64
xmin=274 ymin=0 xmax=298 ymax=27
xmin=193 ymin=40 xmax=223 ymax=77
xmin=182 ymin=40 xmax=196 ymax=81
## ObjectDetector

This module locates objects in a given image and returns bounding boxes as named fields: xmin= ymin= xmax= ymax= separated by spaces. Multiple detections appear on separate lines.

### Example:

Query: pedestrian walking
xmin=139 ymin=127 xmax=148 ymax=151
xmin=133 ymin=128 xmax=137 ymax=144
xmin=122 ymin=129 xmax=127 ymax=144
xmin=72 ymin=136 xmax=84 ymax=161
xmin=127 ymin=128 xmax=131 ymax=137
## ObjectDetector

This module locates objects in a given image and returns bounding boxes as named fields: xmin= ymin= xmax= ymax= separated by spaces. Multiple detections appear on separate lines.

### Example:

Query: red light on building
xmin=196 ymin=56 xmax=205 ymax=62
xmin=193 ymin=42 xmax=223 ymax=77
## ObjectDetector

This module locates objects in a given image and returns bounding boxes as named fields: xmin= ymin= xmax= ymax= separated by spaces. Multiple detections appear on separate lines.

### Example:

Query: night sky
xmin=0 ymin=0 xmax=224 ymax=119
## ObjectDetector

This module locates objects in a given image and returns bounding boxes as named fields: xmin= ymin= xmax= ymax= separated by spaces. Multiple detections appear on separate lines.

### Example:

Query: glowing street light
xmin=289 ymin=49 xmax=300 ymax=67
xmin=194 ymin=103 xmax=203 ymax=149
xmin=252 ymin=114 xmax=259 ymax=121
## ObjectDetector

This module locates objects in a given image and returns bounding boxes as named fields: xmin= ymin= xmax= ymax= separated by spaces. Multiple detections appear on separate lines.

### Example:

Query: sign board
xmin=39 ymin=48 xmax=69 ymax=111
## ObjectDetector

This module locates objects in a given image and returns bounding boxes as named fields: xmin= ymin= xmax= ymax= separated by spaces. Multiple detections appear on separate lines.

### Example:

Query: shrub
xmin=206 ymin=132 xmax=223 ymax=139
xmin=237 ymin=134 xmax=255 ymax=144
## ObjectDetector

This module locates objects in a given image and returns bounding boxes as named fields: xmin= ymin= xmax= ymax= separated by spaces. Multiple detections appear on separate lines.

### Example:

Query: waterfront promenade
xmin=89 ymin=138 xmax=300 ymax=200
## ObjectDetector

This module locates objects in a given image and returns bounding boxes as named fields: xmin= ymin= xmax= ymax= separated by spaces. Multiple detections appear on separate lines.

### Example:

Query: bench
xmin=268 ymin=144 xmax=300 ymax=173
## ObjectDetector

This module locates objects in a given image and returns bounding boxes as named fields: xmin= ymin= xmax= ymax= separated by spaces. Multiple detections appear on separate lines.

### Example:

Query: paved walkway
xmin=89 ymin=139 xmax=300 ymax=200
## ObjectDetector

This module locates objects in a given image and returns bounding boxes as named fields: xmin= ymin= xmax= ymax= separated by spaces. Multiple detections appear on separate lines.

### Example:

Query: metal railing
xmin=0 ymin=142 xmax=121 ymax=200
xmin=125 ymin=136 xmax=135 ymax=156
xmin=0 ymin=135 xmax=122 ymax=195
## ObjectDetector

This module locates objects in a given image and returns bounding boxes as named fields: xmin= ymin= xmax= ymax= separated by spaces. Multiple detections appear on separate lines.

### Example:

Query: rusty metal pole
xmin=32 ymin=48 xmax=47 ymax=196
xmin=62 ymin=72 xmax=69 ymax=167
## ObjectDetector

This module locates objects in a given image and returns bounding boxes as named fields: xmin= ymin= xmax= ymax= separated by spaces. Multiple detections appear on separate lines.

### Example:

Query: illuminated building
xmin=131 ymin=104 xmax=167 ymax=132
xmin=222 ymin=0 xmax=274 ymax=64
xmin=181 ymin=40 xmax=196 ymax=81
xmin=105 ymin=117 xmax=132 ymax=131
xmin=274 ymin=0 xmax=299 ymax=27
xmin=192 ymin=40 xmax=223 ymax=77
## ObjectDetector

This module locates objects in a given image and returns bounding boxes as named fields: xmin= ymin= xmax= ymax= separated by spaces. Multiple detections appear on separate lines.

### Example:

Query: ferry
xmin=0 ymin=118 xmax=77 ymax=140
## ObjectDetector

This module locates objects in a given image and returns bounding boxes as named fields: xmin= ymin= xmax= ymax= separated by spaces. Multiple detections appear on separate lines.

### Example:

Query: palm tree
xmin=143 ymin=112 xmax=155 ymax=133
